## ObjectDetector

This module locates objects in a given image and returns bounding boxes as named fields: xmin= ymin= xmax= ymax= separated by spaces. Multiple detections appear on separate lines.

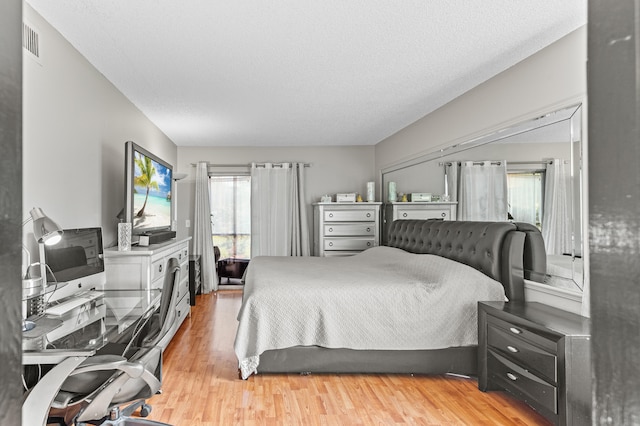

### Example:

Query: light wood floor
xmin=145 ymin=290 xmax=551 ymax=425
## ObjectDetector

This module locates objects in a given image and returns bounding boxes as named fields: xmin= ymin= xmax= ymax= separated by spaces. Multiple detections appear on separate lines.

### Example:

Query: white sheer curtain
xmin=457 ymin=161 xmax=508 ymax=221
xmin=542 ymin=159 xmax=572 ymax=255
xmin=251 ymin=162 xmax=310 ymax=257
xmin=193 ymin=162 xmax=218 ymax=293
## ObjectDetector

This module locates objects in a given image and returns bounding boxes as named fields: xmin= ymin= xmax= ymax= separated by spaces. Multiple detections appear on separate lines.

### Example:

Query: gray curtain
xmin=445 ymin=162 xmax=458 ymax=205
xmin=193 ymin=162 xmax=218 ymax=292
xmin=251 ymin=162 xmax=310 ymax=257
xmin=290 ymin=163 xmax=310 ymax=256
xmin=542 ymin=159 xmax=572 ymax=255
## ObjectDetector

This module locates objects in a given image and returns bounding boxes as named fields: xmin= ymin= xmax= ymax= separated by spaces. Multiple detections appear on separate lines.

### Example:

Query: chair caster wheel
xmin=140 ymin=404 xmax=152 ymax=417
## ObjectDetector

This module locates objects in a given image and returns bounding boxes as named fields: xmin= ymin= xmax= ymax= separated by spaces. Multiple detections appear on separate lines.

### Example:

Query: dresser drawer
xmin=488 ymin=324 xmax=557 ymax=383
xmin=175 ymin=290 xmax=190 ymax=325
xmin=396 ymin=208 xmax=450 ymax=220
xmin=488 ymin=350 xmax=558 ymax=415
xmin=176 ymin=277 xmax=188 ymax=302
xmin=314 ymin=203 xmax=381 ymax=257
xmin=324 ymin=223 xmax=375 ymax=236
xmin=151 ymin=258 xmax=166 ymax=282
xmin=323 ymin=251 xmax=362 ymax=257
xmin=324 ymin=238 xmax=375 ymax=251
xmin=177 ymin=246 xmax=189 ymax=262
xmin=324 ymin=209 xmax=376 ymax=222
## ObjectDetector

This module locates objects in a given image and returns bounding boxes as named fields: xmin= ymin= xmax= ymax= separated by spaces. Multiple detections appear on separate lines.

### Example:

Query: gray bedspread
xmin=234 ymin=246 xmax=506 ymax=379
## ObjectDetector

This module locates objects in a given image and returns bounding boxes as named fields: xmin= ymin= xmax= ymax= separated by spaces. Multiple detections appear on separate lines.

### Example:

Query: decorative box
xmin=336 ymin=193 xmax=356 ymax=203
xmin=411 ymin=193 xmax=432 ymax=202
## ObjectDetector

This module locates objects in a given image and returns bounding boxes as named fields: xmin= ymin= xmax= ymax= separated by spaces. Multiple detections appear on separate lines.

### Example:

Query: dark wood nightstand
xmin=478 ymin=301 xmax=591 ymax=426
xmin=189 ymin=255 xmax=201 ymax=306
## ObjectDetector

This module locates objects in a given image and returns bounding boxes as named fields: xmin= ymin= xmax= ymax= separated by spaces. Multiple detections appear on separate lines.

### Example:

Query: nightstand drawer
xmin=488 ymin=350 xmax=558 ymax=415
xmin=487 ymin=313 xmax=558 ymax=354
xmin=488 ymin=324 xmax=557 ymax=383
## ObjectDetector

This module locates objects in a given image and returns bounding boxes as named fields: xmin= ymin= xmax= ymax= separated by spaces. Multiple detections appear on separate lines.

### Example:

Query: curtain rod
xmin=439 ymin=161 xmax=504 ymax=166
xmin=251 ymin=162 xmax=311 ymax=168
xmin=438 ymin=160 xmax=563 ymax=166
xmin=191 ymin=162 xmax=311 ymax=167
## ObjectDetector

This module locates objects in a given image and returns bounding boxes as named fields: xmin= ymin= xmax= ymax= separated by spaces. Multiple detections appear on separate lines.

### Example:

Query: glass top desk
xmin=23 ymin=288 xmax=161 ymax=426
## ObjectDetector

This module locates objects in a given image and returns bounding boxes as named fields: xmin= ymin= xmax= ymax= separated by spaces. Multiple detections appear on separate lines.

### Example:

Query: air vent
xmin=22 ymin=21 xmax=41 ymax=64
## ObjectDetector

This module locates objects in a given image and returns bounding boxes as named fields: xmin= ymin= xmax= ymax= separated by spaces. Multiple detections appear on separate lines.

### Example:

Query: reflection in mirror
xmin=381 ymin=104 xmax=584 ymax=293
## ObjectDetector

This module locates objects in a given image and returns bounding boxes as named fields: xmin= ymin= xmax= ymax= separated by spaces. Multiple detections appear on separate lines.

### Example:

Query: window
xmin=507 ymin=171 xmax=544 ymax=228
xmin=209 ymin=175 xmax=251 ymax=259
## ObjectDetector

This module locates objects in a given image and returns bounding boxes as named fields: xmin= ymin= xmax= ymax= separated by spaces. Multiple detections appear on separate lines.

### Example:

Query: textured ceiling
xmin=26 ymin=1 xmax=586 ymax=147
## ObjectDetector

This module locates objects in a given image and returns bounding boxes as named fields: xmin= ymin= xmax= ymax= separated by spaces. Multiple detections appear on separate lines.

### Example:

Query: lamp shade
xmin=29 ymin=207 xmax=63 ymax=245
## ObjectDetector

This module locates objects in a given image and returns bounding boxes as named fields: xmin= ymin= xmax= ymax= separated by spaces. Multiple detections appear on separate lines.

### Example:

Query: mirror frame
xmin=381 ymin=103 xmax=586 ymax=294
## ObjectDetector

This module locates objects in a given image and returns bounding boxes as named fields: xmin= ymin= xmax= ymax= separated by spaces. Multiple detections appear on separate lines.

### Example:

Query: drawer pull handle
xmin=366 ymin=227 xmax=371 ymax=232
xmin=506 ymin=345 xmax=519 ymax=353
xmin=366 ymin=242 xmax=371 ymax=247
xmin=506 ymin=372 xmax=518 ymax=381
xmin=403 ymin=213 xmax=408 ymax=218
xmin=329 ymin=213 xmax=334 ymax=218
xmin=159 ymin=264 xmax=163 ymax=273
xmin=509 ymin=327 xmax=522 ymax=335
xmin=328 ymin=227 xmax=333 ymax=232
xmin=329 ymin=242 xmax=334 ymax=247
xmin=441 ymin=212 xmax=446 ymax=217
xmin=366 ymin=213 xmax=371 ymax=218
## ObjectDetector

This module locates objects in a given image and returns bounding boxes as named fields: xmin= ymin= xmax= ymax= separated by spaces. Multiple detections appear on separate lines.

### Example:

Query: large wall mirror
xmin=381 ymin=104 xmax=584 ymax=294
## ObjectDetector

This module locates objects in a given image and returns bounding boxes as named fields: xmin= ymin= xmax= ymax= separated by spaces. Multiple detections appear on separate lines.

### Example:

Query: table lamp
xmin=22 ymin=207 xmax=63 ymax=331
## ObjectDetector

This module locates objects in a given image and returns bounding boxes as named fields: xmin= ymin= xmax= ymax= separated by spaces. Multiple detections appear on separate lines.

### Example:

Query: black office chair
xmin=47 ymin=258 xmax=181 ymax=426
xmin=129 ymin=257 xmax=181 ymax=352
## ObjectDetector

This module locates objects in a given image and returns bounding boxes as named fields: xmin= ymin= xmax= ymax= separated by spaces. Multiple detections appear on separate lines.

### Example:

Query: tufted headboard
xmin=513 ymin=222 xmax=547 ymax=283
xmin=386 ymin=220 xmax=526 ymax=302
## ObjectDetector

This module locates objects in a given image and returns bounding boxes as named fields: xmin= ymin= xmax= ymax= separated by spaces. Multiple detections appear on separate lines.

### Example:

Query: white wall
xmin=175 ymin=145 xmax=375 ymax=244
xmin=375 ymin=26 xmax=586 ymax=174
xmin=23 ymin=4 xmax=177 ymax=250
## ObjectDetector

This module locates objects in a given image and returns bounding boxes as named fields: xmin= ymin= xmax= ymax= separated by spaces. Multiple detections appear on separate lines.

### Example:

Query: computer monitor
xmin=44 ymin=227 xmax=106 ymax=302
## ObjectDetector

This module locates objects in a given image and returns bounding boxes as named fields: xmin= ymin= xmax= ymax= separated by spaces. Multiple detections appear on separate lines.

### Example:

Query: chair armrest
xmin=23 ymin=349 xmax=95 ymax=365
xmin=23 ymin=355 xmax=90 ymax=426
xmin=75 ymin=346 xmax=163 ymax=423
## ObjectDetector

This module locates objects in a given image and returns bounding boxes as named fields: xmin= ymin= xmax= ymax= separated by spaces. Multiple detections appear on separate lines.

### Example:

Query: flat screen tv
xmin=45 ymin=227 xmax=106 ymax=301
xmin=124 ymin=141 xmax=174 ymax=236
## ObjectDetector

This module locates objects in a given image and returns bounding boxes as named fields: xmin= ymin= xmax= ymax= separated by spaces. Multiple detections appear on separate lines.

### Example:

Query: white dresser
xmin=313 ymin=202 xmax=381 ymax=256
xmin=382 ymin=202 xmax=457 ymax=244
xmin=103 ymin=237 xmax=191 ymax=348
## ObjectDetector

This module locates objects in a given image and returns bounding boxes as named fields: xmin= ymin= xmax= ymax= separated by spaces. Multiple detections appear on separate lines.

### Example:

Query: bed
xmin=235 ymin=219 xmax=544 ymax=380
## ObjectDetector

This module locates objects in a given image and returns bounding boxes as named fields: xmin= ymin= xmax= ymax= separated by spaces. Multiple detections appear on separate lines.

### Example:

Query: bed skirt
xmin=257 ymin=345 xmax=478 ymax=376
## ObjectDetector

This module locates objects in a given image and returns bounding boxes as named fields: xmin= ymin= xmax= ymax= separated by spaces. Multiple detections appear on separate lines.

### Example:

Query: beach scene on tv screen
xmin=133 ymin=152 xmax=172 ymax=230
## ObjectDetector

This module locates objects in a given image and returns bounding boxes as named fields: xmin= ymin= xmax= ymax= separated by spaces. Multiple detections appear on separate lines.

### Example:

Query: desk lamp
xmin=22 ymin=207 xmax=63 ymax=331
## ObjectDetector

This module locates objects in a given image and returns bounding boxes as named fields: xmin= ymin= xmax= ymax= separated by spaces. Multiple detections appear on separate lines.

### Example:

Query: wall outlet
xmin=185 ymin=219 xmax=191 ymax=228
